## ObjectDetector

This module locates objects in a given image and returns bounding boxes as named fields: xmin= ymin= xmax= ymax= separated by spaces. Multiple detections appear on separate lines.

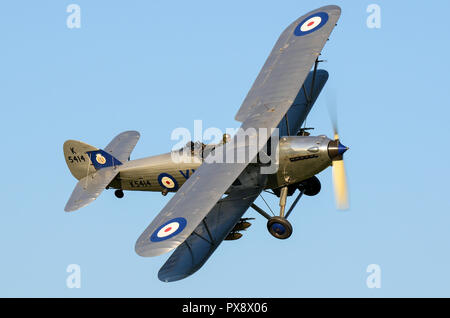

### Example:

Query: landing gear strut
xmin=267 ymin=186 xmax=293 ymax=239
xmin=115 ymin=189 xmax=124 ymax=199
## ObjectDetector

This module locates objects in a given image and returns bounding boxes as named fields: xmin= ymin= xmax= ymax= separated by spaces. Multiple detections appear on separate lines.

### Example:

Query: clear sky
xmin=1 ymin=0 xmax=450 ymax=297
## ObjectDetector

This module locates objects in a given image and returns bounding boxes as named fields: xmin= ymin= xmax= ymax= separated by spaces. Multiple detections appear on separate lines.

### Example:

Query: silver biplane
xmin=63 ymin=5 xmax=348 ymax=282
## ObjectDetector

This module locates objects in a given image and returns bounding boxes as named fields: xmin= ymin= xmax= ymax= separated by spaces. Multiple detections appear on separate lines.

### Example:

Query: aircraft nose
xmin=337 ymin=142 xmax=348 ymax=155
xmin=328 ymin=139 xmax=349 ymax=160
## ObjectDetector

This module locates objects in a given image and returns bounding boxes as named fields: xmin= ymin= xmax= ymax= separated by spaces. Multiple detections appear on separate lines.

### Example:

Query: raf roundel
xmin=150 ymin=217 xmax=187 ymax=242
xmin=294 ymin=12 xmax=329 ymax=36
xmin=158 ymin=173 xmax=179 ymax=191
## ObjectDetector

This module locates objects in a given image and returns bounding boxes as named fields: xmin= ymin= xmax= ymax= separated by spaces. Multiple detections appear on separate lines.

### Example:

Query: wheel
xmin=115 ymin=189 xmax=124 ymax=199
xmin=267 ymin=216 xmax=293 ymax=239
xmin=300 ymin=176 xmax=321 ymax=196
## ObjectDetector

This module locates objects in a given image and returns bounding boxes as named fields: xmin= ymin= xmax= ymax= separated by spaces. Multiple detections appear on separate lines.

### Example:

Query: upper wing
xmin=277 ymin=69 xmax=329 ymax=136
xmin=104 ymin=131 xmax=140 ymax=163
xmin=235 ymin=5 xmax=340 ymax=123
xmin=135 ymin=5 xmax=341 ymax=258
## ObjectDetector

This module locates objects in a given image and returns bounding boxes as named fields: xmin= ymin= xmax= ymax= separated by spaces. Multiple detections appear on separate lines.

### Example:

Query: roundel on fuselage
xmin=158 ymin=173 xmax=179 ymax=191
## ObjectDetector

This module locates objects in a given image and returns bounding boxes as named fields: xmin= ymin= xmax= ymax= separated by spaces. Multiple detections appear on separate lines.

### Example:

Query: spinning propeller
xmin=327 ymin=93 xmax=349 ymax=210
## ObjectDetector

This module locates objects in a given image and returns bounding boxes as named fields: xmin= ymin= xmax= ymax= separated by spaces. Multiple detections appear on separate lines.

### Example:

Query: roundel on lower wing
xmin=294 ymin=12 xmax=329 ymax=36
xmin=150 ymin=217 xmax=187 ymax=242
xmin=158 ymin=173 xmax=179 ymax=191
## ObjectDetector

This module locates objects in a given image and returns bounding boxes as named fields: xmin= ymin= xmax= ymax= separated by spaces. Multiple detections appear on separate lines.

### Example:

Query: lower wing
xmin=158 ymin=184 xmax=263 ymax=282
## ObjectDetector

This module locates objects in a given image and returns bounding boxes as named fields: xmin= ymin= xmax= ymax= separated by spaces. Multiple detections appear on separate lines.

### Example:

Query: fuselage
xmin=108 ymin=135 xmax=335 ymax=194
xmin=109 ymin=152 xmax=201 ymax=192
xmin=105 ymin=70 xmax=332 ymax=194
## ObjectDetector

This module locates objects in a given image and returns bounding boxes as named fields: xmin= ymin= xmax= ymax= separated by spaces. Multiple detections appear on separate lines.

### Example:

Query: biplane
xmin=63 ymin=5 xmax=348 ymax=282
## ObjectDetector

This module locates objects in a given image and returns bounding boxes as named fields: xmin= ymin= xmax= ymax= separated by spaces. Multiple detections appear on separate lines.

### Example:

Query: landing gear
xmin=115 ymin=189 xmax=124 ymax=199
xmin=267 ymin=186 xmax=293 ymax=239
xmin=252 ymin=185 xmax=297 ymax=240
xmin=250 ymin=176 xmax=322 ymax=240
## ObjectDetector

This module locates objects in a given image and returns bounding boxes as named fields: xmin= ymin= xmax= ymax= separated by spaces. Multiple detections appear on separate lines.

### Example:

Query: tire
xmin=267 ymin=217 xmax=293 ymax=239
xmin=115 ymin=189 xmax=124 ymax=199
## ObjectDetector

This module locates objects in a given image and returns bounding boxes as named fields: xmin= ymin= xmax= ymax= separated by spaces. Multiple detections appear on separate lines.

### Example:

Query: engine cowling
xmin=267 ymin=135 xmax=334 ymax=191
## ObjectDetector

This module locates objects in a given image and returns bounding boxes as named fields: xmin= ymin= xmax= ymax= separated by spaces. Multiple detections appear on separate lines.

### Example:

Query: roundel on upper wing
xmin=294 ymin=12 xmax=329 ymax=36
xmin=150 ymin=217 xmax=187 ymax=242
xmin=158 ymin=173 xmax=179 ymax=191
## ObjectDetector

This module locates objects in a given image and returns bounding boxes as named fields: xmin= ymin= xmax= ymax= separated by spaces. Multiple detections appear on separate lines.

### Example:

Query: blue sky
xmin=1 ymin=0 xmax=450 ymax=297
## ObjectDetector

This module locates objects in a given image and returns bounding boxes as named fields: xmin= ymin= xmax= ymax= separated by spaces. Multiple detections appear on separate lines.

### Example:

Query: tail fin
xmin=63 ymin=131 xmax=140 ymax=211
xmin=63 ymin=140 xmax=98 ymax=180
xmin=63 ymin=131 xmax=140 ymax=181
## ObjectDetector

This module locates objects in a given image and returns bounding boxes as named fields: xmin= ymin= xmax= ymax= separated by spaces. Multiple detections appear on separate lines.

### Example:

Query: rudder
xmin=63 ymin=140 xmax=98 ymax=180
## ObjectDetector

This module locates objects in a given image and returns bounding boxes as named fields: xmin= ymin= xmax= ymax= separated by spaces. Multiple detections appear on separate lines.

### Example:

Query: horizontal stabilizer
xmin=104 ymin=131 xmax=140 ymax=163
xmin=64 ymin=167 xmax=119 ymax=212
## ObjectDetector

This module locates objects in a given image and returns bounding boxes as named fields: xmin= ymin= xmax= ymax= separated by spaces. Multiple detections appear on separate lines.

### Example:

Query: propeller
xmin=327 ymin=92 xmax=349 ymax=210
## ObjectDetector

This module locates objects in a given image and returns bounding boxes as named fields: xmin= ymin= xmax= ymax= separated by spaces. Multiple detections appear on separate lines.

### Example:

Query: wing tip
xmin=134 ymin=241 xmax=166 ymax=258
xmin=158 ymin=271 xmax=189 ymax=283
xmin=64 ymin=201 xmax=80 ymax=212
xmin=134 ymin=243 xmax=146 ymax=257
xmin=120 ymin=130 xmax=141 ymax=139
xmin=320 ymin=4 xmax=341 ymax=13
xmin=135 ymin=236 xmax=181 ymax=258
xmin=64 ymin=197 xmax=94 ymax=213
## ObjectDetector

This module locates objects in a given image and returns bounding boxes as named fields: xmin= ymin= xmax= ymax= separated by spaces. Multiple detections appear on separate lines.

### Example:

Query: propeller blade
xmin=334 ymin=132 xmax=340 ymax=141
xmin=327 ymin=89 xmax=350 ymax=210
xmin=326 ymin=89 xmax=339 ymax=137
xmin=332 ymin=159 xmax=349 ymax=210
